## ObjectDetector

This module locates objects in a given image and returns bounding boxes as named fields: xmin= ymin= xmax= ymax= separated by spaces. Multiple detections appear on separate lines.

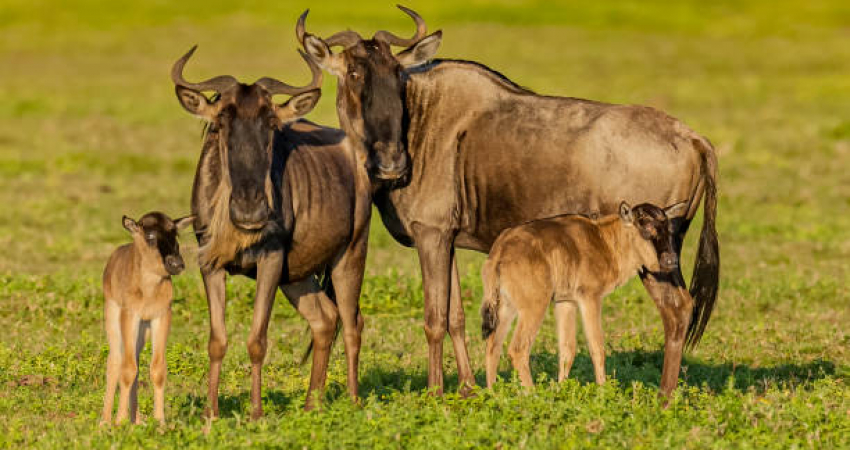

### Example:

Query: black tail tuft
xmin=480 ymin=260 xmax=500 ymax=339
xmin=686 ymin=138 xmax=720 ymax=349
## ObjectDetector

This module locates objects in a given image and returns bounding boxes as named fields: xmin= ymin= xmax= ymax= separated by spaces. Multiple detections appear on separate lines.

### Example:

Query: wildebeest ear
xmin=173 ymin=215 xmax=195 ymax=231
xmin=663 ymin=202 xmax=689 ymax=219
xmin=122 ymin=216 xmax=140 ymax=234
xmin=618 ymin=202 xmax=634 ymax=225
xmin=175 ymin=85 xmax=219 ymax=121
xmin=395 ymin=31 xmax=442 ymax=68
xmin=303 ymin=35 xmax=345 ymax=77
xmin=276 ymin=89 xmax=321 ymax=123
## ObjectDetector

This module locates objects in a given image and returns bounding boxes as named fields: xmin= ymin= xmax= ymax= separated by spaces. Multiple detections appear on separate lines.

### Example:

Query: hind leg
xmin=507 ymin=296 xmax=548 ymax=388
xmin=101 ymin=301 xmax=122 ymax=425
xmin=578 ymin=296 xmax=606 ymax=385
xmin=281 ymin=277 xmax=338 ymax=411
xmin=553 ymin=300 xmax=578 ymax=382
xmin=330 ymin=239 xmax=367 ymax=402
xmin=485 ymin=298 xmax=517 ymax=388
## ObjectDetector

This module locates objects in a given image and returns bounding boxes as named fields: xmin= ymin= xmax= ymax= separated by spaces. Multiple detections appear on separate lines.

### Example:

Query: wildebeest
xmin=171 ymin=46 xmax=371 ymax=416
xmin=101 ymin=212 xmax=193 ymax=425
xmin=480 ymin=202 xmax=688 ymax=388
xmin=297 ymin=6 xmax=719 ymax=396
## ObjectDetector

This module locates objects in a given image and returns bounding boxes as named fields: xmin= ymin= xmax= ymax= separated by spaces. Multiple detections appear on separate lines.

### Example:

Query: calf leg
xmin=578 ymin=297 xmax=606 ymax=385
xmin=150 ymin=309 xmax=171 ymax=425
xmin=246 ymin=250 xmax=284 ymax=420
xmin=507 ymin=298 xmax=547 ymax=388
xmin=553 ymin=300 xmax=578 ymax=382
xmin=485 ymin=299 xmax=517 ymax=388
xmin=448 ymin=255 xmax=475 ymax=395
xmin=101 ymin=301 xmax=122 ymax=425
xmin=281 ymin=277 xmax=338 ymax=411
xmin=640 ymin=270 xmax=694 ymax=396
xmin=330 ymin=242 xmax=367 ymax=402
xmin=115 ymin=311 xmax=140 ymax=424
xmin=201 ymin=268 xmax=227 ymax=418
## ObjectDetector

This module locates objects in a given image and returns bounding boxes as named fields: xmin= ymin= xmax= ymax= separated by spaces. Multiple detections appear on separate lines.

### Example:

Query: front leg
xmin=150 ymin=309 xmax=172 ymax=425
xmin=246 ymin=250 xmax=284 ymax=420
xmin=412 ymin=225 xmax=454 ymax=395
xmin=201 ymin=268 xmax=227 ymax=418
xmin=115 ymin=310 xmax=140 ymax=424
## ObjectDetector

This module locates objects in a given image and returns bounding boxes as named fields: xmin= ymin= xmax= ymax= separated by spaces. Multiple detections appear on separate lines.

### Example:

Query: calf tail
xmin=480 ymin=259 xmax=501 ymax=340
xmin=686 ymin=138 xmax=720 ymax=348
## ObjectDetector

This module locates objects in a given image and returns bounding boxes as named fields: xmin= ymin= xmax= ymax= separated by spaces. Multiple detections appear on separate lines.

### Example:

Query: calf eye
xmin=146 ymin=233 xmax=156 ymax=243
xmin=349 ymin=71 xmax=360 ymax=81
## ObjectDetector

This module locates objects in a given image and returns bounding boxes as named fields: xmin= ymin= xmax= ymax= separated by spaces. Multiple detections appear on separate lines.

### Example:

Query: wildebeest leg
xmin=640 ymin=270 xmax=693 ymax=397
xmin=150 ymin=309 xmax=171 ymax=425
xmin=485 ymin=299 xmax=517 ymax=388
xmin=201 ymin=268 xmax=227 ymax=418
xmin=448 ymin=254 xmax=475 ymax=395
xmin=330 ymin=241 xmax=367 ymax=402
xmin=578 ymin=296 xmax=606 ymax=385
xmin=507 ymin=297 xmax=547 ymax=388
xmin=115 ymin=310 xmax=140 ymax=424
xmin=553 ymin=300 xmax=578 ymax=382
xmin=246 ymin=250 xmax=284 ymax=420
xmin=412 ymin=226 xmax=454 ymax=395
xmin=101 ymin=301 xmax=122 ymax=425
xmin=281 ymin=277 xmax=338 ymax=411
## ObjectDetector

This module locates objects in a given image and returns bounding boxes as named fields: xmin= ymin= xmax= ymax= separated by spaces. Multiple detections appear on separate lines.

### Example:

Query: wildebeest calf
xmin=480 ymin=202 xmax=689 ymax=388
xmin=101 ymin=212 xmax=192 ymax=425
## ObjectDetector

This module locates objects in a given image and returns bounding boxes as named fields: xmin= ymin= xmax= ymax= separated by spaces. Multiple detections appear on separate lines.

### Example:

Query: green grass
xmin=1 ymin=0 xmax=848 ymax=448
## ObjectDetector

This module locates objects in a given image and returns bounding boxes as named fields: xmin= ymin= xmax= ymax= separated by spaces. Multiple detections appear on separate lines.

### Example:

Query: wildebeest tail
xmin=686 ymin=138 xmax=720 ymax=348
xmin=480 ymin=258 xmax=500 ymax=340
xmin=299 ymin=268 xmax=341 ymax=366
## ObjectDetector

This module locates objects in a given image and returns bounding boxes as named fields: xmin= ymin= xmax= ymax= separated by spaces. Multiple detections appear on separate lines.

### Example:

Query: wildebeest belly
xmin=456 ymin=104 xmax=702 ymax=251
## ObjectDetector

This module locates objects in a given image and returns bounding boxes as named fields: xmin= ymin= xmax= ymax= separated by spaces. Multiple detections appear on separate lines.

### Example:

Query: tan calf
xmin=481 ymin=202 xmax=689 ymax=388
xmin=101 ymin=212 xmax=192 ymax=425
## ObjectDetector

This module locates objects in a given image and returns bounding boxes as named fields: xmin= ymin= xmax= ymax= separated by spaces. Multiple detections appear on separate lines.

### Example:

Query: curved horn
xmin=297 ymin=9 xmax=363 ymax=49
xmin=296 ymin=10 xmax=309 ymax=46
xmin=373 ymin=5 xmax=427 ymax=47
xmin=255 ymin=50 xmax=323 ymax=96
xmin=325 ymin=30 xmax=365 ymax=48
xmin=171 ymin=45 xmax=239 ymax=93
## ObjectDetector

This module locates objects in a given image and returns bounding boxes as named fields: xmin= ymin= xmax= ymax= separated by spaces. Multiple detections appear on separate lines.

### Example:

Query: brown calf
xmin=101 ymin=212 xmax=192 ymax=425
xmin=481 ymin=202 xmax=688 ymax=389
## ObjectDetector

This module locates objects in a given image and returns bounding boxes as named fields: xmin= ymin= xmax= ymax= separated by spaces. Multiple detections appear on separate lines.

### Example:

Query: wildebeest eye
xmin=349 ymin=70 xmax=361 ymax=81
xmin=146 ymin=233 xmax=156 ymax=243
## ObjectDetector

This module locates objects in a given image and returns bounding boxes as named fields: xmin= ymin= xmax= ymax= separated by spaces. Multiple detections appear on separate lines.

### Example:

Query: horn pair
xmin=171 ymin=47 xmax=322 ymax=96
xmin=296 ymin=4 xmax=428 ymax=49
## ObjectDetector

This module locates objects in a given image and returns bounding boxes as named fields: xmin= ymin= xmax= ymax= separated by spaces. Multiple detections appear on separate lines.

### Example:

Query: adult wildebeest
xmin=171 ymin=46 xmax=371 ymax=416
xmin=297 ymin=6 xmax=719 ymax=397
xmin=480 ymin=202 xmax=688 ymax=388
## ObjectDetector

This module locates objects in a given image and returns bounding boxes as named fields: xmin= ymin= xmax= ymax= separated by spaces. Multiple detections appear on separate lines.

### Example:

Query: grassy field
xmin=1 ymin=0 xmax=849 ymax=448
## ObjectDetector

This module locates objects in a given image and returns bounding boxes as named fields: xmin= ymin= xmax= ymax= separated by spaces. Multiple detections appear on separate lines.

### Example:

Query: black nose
xmin=660 ymin=252 xmax=679 ymax=271
xmin=373 ymin=142 xmax=408 ymax=179
xmin=230 ymin=191 xmax=270 ymax=230
xmin=165 ymin=255 xmax=185 ymax=274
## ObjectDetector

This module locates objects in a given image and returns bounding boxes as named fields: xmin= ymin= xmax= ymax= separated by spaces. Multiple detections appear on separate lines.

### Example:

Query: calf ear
xmin=122 ymin=216 xmax=140 ymax=234
xmin=175 ymin=86 xmax=219 ymax=121
xmin=618 ymin=202 xmax=634 ymax=225
xmin=275 ymin=89 xmax=321 ymax=123
xmin=395 ymin=31 xmax=442 ymax=68
xmin=664 ymin=202 xmax=689 ymax=219
xmin=173 ymin=216 xmax=195 ymax=231
xmin=303 ymin=35 xmax=346 ymax=77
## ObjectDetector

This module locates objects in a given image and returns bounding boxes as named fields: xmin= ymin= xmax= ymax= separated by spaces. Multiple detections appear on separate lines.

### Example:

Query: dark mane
xmin=409 ymin=59 xmax=536 ymax=95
